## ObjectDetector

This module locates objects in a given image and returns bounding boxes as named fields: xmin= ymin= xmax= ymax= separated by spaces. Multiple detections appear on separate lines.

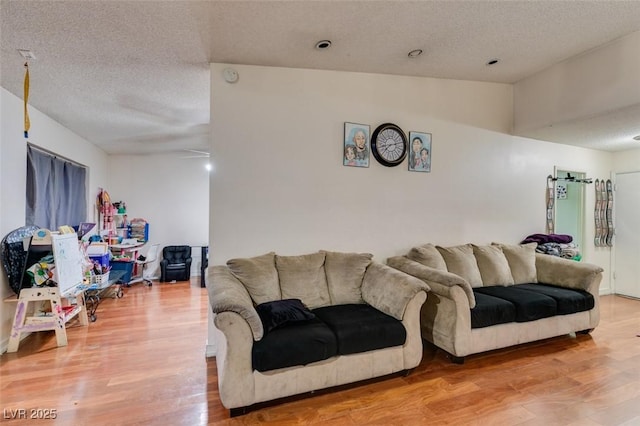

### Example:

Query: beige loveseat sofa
xmin=388 ymin=243 xmax=603 ymax=363
xmin=207 ymin=251 xmax=428 ymax=415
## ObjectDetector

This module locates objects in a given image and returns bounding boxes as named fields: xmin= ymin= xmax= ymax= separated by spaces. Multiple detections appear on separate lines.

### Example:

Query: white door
xmin=614 ymin=171 xmax=640 ymax=298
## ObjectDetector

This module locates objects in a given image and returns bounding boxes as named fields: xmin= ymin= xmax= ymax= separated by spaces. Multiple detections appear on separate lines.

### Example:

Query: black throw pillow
xmin=255 ymin=299 xmax=316 ymax=334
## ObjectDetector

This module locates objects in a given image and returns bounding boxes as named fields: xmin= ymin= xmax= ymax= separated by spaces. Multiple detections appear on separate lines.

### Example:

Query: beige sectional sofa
xmin=388 ymin=243 xmax=603 ymax=363
xmin=207 ymin=250 xmax=429 ymax=415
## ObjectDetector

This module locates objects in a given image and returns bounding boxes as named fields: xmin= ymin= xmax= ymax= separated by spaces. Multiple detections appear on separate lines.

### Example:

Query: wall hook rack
xmin=550 ymin=173 xmax=593 ymax=184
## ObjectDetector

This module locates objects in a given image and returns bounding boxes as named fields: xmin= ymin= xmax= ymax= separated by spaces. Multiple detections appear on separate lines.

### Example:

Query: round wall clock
xmin=370 ymin=123 xmax=407 ymax=167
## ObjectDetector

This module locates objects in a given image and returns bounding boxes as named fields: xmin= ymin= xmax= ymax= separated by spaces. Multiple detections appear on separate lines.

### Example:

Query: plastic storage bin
xmin=90 ymin=271 xmax=110 ymax=285
xmin=110 ymin=260 xmax=134 ymax=283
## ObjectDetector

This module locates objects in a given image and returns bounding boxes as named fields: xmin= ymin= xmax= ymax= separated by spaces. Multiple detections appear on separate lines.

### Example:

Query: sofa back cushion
xmin=406 ymin=244 xmax=448 ymax=271
xmin=472 ymin=244 xmax=515 ymax=286
xmin=494 ymin=243 xmax=538 ymax=284
xmin=321 ymin=251 xmax=373 ymax=305
xmin=436 ymin=244 xmax=483 ymax=287
xmin=276 ymin=252 xmax=331 ymax=308
xmin=227 ymin=252 xmax=281 ymax=304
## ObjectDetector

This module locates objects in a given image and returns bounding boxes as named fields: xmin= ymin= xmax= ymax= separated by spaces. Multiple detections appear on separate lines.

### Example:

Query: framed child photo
xmin=344 ymin=122 xmax=370 ymax=168
xmin=408 ymin=131 xmax=432 ymax=173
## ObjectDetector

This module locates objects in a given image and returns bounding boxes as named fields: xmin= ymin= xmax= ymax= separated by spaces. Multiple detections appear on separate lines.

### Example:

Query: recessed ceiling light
xmin=486 ymin=58 xmax=500 ymax=66
xmin=408 ymin=49 xmax=423 ymax=58
xmin=633 ymin=135 xmax=640 ymax=141
xmin=315 ymin=40 xmax=332 ymax=50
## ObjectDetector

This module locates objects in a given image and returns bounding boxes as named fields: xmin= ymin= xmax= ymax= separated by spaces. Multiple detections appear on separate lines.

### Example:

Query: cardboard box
xmin=87 ymin=242 xmax=109 ymax=255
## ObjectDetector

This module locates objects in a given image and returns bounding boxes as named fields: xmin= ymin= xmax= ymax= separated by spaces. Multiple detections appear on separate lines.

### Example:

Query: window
xmin=26 ymin=145 xmax=87 ymax=230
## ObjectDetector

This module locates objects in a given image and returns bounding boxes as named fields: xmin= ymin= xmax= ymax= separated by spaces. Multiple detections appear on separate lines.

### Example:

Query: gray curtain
xmin=26 ymin=145 xmax=87 ymax=230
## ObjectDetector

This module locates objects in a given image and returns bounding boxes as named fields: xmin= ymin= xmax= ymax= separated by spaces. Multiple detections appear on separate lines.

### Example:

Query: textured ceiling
xmin=1 ymin=0 xmax=640 ymax=154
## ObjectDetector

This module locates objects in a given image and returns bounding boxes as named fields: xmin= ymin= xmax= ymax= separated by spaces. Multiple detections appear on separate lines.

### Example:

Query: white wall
xmin=514 ymin=31 xmax=640 ymax=136
xmin=210 ymin=64 xmax=612 ymax=264
xmin=107 ymin=153 xmax=210 ymax=276
xmin=208 ymin=64 xmax=613 ymax=354
xmin=613 ymin=148 xmax=640 ymax=173
xmin=0 ymin=87 xmax=108 ymax=354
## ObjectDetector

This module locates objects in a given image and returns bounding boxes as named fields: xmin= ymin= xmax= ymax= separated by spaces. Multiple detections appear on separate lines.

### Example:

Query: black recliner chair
xmin=160 ymin=245 xmax=192 ymax=282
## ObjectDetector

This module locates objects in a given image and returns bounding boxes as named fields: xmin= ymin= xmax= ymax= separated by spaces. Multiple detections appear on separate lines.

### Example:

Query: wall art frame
xmin=408 ymin=131 xmax=432 ymax=173
xmin=343 ymin=122 xmax=370 ymax=168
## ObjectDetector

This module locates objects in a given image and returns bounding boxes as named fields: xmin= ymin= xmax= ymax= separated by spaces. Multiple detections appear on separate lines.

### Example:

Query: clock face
xmin=371 ymin=123 xmax=407 ymax=167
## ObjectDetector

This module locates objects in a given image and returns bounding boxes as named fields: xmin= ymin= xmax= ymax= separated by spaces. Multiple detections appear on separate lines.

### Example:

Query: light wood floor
xmin=1 ymin=282 xmax=639 ymax=425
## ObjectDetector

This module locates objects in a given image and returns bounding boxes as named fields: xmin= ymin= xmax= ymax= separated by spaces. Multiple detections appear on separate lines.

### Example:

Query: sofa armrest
xmin=387 ymin=256 xmax=476 ymax=309
xmin=207 ymin=265 xmax=264 ymax=341
xmin=535 ymin=253 xmax=604 ymax=293
xmin=361 ymin=262 xmax=429 ymax=320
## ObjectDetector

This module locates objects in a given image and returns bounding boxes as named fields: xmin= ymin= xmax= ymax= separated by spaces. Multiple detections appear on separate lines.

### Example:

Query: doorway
xmin=613 ymin=171 xmax=640 ymax=298
xmin=554 ymin=169 xmax=585 ymax=252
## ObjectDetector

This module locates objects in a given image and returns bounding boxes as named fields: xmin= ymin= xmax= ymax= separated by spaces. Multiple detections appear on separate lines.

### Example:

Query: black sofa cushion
xmin=470 ymin=292 xmax=517 ymax=329
xmin=474 ymin=286 xmax=557 ymax=322
xmin=312 ymin=304 xmax=406 ymax=355
xmin=255 ymin=299 xmax=316 ymax=334
xmin=513 ymin=283 xmax=595 ymax=315
xmin=252 ymin=318 xmax=337 ymax=372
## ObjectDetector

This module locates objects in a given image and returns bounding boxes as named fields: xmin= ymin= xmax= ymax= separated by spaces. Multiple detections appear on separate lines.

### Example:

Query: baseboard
xmin=599 ymin=286 xmax=612 ymax=295
xmin=205 ymin=343 xmax=217 ymax=358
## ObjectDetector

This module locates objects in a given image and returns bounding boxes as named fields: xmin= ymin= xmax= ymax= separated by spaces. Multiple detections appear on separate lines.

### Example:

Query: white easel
xmin=6 ymin=232 xmax=88 ymax=353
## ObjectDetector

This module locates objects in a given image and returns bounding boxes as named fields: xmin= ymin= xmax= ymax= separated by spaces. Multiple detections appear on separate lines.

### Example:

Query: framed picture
xmin=408 ymin=131 xmax=432 ymax=172
xmin=344 ymin=122 xmax=370 ymax=168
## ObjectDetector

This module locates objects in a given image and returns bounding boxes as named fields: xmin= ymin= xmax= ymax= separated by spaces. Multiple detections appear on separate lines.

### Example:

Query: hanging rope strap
xmin=24 ymin=62 xmax=30 ymax=138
